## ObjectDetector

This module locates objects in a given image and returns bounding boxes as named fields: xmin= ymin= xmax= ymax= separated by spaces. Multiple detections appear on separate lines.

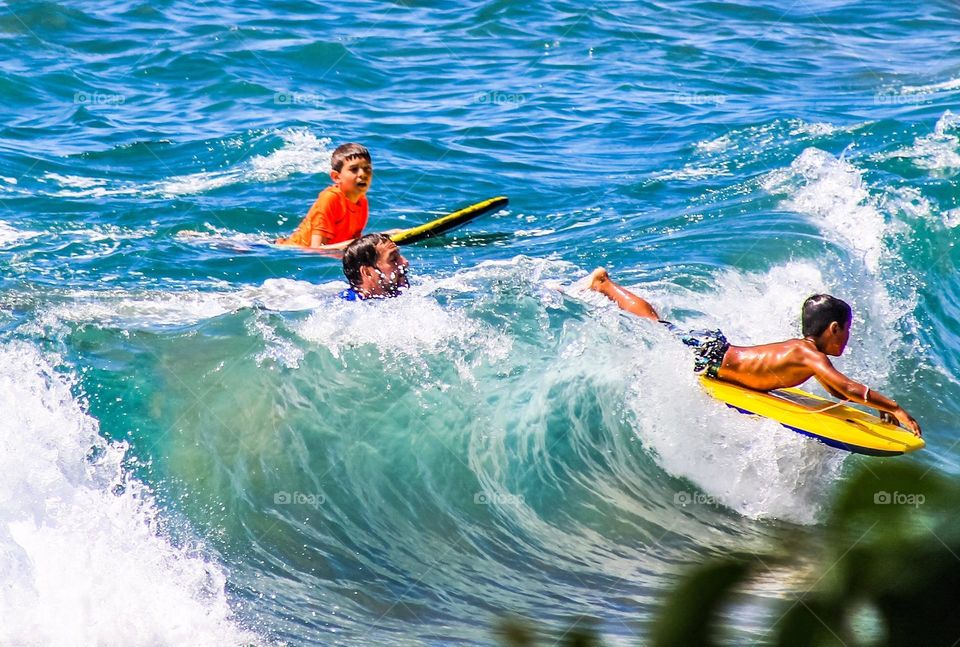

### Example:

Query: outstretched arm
xmin=587 ymin=268 xmax=661 ymax=321
xmin=810 ymin=355 xmax=921 ymax=436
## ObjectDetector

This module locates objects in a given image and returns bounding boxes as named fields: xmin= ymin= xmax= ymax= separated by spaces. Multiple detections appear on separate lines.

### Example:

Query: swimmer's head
xmin=342 ymin=233 xmax=409 ymax=298
xmin=802 ymin=294 xmax=852 ymax=355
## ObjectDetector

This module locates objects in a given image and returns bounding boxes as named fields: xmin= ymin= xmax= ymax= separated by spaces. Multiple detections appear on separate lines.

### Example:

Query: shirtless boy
xmin=587 ymin=268 xmax=922 ymax=436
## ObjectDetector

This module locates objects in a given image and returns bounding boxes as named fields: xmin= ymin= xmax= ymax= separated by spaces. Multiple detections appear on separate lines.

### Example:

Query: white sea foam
xmin=292 ymin=257 xmax=580 ymax=372
xmin=763 ymin=147 xmax=887 ymax=272
xmin=652 ymin=163 xmax=732 ymax=182
xmin=175 ymin=226 xmax=272 ymax=248
xmin=787 ymin=120 xmax=839 ymax=137
xmin=155 ymin=129 xmax=330 ymax=197
xmin=251 ymin=313 xmax=304 ymax=369
xmin=693 ymin=119 xmax=863 ymax=158
xmin=152 ymin=170 xmax=240 ymax=196
xmin=246 ymin=128 xmax=331 ymax=182
xmin=0 ymin=342 xmax=260 ymax=646
xmin=51 ymin=290 xmax=238 ymax=327
xmin=428 ymin=255 xmax=582 ymax=302
xmin=880 ymin=110 xmax=960 ymax=174
xmin=0 ymin=223 xmax=155 ymax=261
xmin=0 ymin=222 xmax=40 ymax=248
xmin=944 ymin=208 xmax=960 ymax=228
xmin=41 ymin=128 xmax=331 ymax=199
xmin=900 ymin=78 xmax=960 ymax=95
xmin=885 ymin=186 xmax=933 ymax=224
xmin=43 ymin=173 xmax=109 ymax=189
xmin=515 ymin=228 xmax=556 ymax=237
xmin=694 ymin=134 xmax=732 ymax=154
xmin=297 ymin=284 xmax=494 ymax=360
xmin=59 ymin=224 xmax=156 ymax=243
xmin=41 ymin=172 xmax=135 ymax=199
xmin=46 ymin=279 xmax=332 ymax=329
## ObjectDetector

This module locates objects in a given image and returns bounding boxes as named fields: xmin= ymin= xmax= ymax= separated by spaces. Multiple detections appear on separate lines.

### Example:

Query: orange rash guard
xmin=277 ymin=185 xmax=368 ymax=247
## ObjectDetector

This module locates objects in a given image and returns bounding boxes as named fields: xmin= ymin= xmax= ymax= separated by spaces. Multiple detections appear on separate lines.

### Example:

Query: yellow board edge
xmin=389 ymin=196 xmax=509 ymax=245
xmin=699 ymin=377 xmax=925 ymax=456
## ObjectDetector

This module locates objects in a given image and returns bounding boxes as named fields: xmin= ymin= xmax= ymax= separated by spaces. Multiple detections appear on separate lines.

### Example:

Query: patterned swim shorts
xmin=660 ymin=321 xmax=730 ymax=378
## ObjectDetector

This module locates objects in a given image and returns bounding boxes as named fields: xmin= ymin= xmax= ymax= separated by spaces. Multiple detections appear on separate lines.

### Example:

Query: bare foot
xmin=588 ymin=267 xmax=610 ymax=292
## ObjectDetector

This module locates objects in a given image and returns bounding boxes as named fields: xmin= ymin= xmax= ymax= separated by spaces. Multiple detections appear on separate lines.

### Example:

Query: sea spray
xmin=0 ymin=342 xmax=259 ymax=647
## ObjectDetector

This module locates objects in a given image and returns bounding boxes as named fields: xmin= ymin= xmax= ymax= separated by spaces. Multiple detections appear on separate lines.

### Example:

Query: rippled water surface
xmin=2 ymin=1 xmax=959 ymax=645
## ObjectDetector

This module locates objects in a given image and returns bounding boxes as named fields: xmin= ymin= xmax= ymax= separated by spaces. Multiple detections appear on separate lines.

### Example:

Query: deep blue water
xmin=2 ymin=1 xmax=959 ymax=645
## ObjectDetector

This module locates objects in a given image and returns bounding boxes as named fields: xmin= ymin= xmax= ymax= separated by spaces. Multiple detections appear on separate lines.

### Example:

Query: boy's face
xmin=826 ymin=319 xmax=851 ymax=356
xmin=331 ymin=156 xmax=373 ymax=201
xmin=360 ymin=240 xmax=409 ymax=297
xmin=838 ymin=320 xmax=851 ymax=353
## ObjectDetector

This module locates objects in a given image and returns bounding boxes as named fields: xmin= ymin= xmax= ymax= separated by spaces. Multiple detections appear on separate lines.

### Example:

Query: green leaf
xmin=775 ymin=597 xmax=847 ymax=647
xmin=651 ymin=557 xmax=754 ymax=647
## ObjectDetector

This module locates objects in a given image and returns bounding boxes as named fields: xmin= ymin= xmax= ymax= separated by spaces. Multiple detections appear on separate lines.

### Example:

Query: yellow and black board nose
xmin=389 ymin=196 xmax=508 ymax=245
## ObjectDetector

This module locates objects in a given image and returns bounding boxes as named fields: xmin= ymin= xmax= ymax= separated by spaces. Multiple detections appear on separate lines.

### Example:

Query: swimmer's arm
xmin=821 ymin=382 xmax=846 ymax=400
xmin=810 ymin=355 xmax=922 ymax=436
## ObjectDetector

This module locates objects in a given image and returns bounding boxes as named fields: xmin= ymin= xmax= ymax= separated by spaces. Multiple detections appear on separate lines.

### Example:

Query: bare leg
xmin=587 ymin=268 xmax=660 ymax=321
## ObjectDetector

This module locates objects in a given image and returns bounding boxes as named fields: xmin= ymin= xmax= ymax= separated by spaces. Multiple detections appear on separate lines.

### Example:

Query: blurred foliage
xmin=653 ymin=461 xmax=960 ymax=647
xmin=495 ymin=461 xmax=960 ymax=646
xmin=496 ymin=616 xmax=603 ymax=647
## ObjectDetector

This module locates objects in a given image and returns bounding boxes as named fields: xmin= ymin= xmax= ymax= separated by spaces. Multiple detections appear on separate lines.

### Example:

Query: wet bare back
xmin=718 ymin=340 xmax=828 ymax=391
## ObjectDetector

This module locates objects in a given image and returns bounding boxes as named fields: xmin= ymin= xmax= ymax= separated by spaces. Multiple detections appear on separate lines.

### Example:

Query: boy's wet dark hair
xmin=802 ymin=294 xmax=852 ymax=337
xmin=331 ymin=143 xmax=371 ymax=172
xmin=342 ymin=233 xmax=392 ymax=288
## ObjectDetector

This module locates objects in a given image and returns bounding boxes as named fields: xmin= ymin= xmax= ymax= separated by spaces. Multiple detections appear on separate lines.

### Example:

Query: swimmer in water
xmin=339 ymin=233 xmax=410 ymax=300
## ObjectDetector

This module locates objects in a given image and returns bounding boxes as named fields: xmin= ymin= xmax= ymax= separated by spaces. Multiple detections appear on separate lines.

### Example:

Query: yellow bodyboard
xmin=389 ymin=196 xmax=508 ymax=245
xmin=700 ymin=377 xmax=924 ymax=456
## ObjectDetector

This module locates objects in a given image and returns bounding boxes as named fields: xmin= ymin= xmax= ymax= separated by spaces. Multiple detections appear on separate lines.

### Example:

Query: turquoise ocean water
xmin=2 ymin=1 xmax=959 ymax=644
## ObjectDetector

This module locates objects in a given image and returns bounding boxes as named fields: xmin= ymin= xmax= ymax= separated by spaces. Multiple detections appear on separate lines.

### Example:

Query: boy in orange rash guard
xmin=277 ymin=142 xmax=373 ymax=250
